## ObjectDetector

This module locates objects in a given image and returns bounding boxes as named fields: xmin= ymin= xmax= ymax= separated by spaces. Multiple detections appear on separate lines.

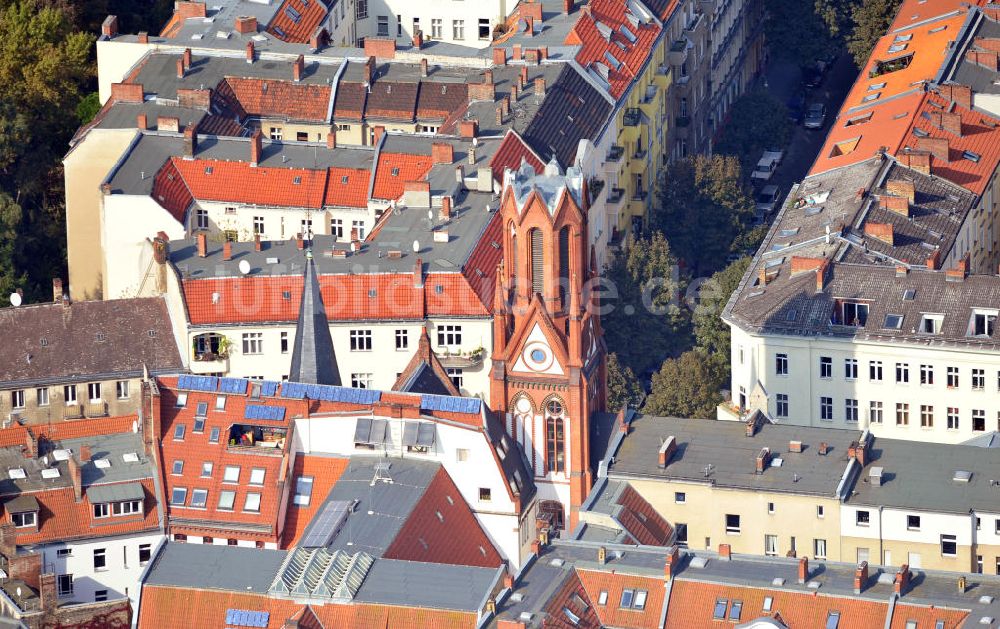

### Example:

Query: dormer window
xmin=838 ymin=301 xmax=869 ymax=327
xmin=6 ymin=495 xmax=39 ymax=528
xmin=12 ymin=511 xmax=36 ymax=528
xmin=919 ymin=314 xmax=943 ymax=335
xmin=969 ymin=309 xmax=997 ymax=337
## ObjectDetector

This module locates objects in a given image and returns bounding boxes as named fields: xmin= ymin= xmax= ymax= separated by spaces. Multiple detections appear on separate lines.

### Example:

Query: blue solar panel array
xmin=225 ymin=609 xmax=269 ymax=627
xmin=244 ymin=404 xmax=286 ymax=421
xmin=420 ymin=394 xmax=482 ymax=414
xmin=260 ymin=380 xmax=279 ymax=397
xmin=219 ymin=377 xmax=249 ymax=394
xmin=177 ymin=375 xmax=218 ymax=392
xmin=280 ymin=382 xmax=381 ymax=405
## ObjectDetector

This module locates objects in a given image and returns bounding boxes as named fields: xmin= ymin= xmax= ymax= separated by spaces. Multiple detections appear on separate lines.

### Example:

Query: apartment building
xmin=0 ymin=292 xmax=183 ymax=426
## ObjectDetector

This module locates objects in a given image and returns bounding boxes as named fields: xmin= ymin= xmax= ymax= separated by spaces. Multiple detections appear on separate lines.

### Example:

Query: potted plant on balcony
xmin=216 ymin=336 xmax=232 ymax=360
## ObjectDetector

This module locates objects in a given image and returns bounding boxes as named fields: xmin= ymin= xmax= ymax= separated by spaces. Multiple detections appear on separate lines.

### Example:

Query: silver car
xmin=804 ymin=103 xmax=826 ymax=129
xmin=756 ymin=184 xmax=782 ymax=214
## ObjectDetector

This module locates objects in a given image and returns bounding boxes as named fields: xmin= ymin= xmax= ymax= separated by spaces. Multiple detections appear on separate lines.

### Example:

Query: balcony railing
xmin=606 ymin=145 xmax=625 ymax=163
xmin=439 ymin=351 xmax=485 ymax=368
xmin=622 ymin=108 xmax=641 ymax=127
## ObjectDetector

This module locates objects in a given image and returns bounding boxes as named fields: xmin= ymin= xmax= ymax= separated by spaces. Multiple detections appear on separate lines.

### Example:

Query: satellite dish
xmin=472 ymin=137 xmax=479 ymax=147
xmin=412 ymin=240 xmax=420 ymax=253
xmin=8 ymin=293 xmax=20 ymax=307
xmin=15 ymin=587 xmax=20 ymax=598
xmin=238 ymin=259 xmax=251 ymax=275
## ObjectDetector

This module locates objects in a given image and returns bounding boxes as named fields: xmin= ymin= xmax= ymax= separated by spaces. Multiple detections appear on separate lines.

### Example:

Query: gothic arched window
xmin=545 ymin=398 xmax=565 ymax=474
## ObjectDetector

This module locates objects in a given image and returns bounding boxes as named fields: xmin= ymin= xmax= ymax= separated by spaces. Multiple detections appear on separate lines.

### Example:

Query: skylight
xmin=94 ymin=459 xmax=112 ymax=469
xmin=41 ymin=468 xmax=60 ymax=479
xmin=903 ymin=289 xmax=916 ymax=300
xmin=863 ymin=92 xmax=881 ymax=103
xmin=7 ymin=468 xmax=25 ymax=479
xmin=884 ymin=314 xmax=904 ymax=329
xmin=603 ymin=51 xmax=622 ymax=70
xmin=963 ymin=150 xmax=981 ymax=163
xmin=123 ymin=452 xmax=140 ymax=463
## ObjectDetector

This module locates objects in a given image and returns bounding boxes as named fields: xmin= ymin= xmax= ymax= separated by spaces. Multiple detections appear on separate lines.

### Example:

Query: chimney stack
xmin=916 ymin=136 xmax=950 ymax=164
xmin=818 ymin=442 xmax=829 ymax=455
xmin=197 ymin=232 xmax=207 ymax=258
xmin=177 ymin=58 xmax=185 ymax=79
xmin=664 ymin=546 xmax=680 ymax=580
xmin=23 ymin=430 xmax=36 ymax=459
xmin=658 ymin=436 xmax=677 ymax=468
xmin=101 ymin=15 xmax=118 ymax=38
xmin=412 ymin=29 xmax=423 ymax=49
xmin=459 ymin=119 xmax=478 ymax=139
xmin=235 ymin=15 xmax=257 ymax=34
xmin=183 ymin=124 xmax=197 ymax=158
xmin=69 ymin=456 xmax=82 ymax=502
xmin=432 ymin=142 xmax=454 ymax=164
xmin=854 ymin=561 xmax=868 ymax=594
xmin=788 ymin=440 xmax=803 ymax=453
xmin=597 ymin=546 xmax=606 ymax=564
xmin=373 ymin=125 xmax=385 ymax=145
xmin=519 ymin=66 xmax=528 ymax=89
xmin=865 ymin=222 xmax=894 ymax=245
xmin=755 ymin=447 xmax=771 ymax=474
xmin=223 ymin=241 xmax=232 ymax=261
xmin=79 ymin=445 xmax=91 ymax=462
xmin=254 ymin=234 xmax=262 ymax=251
xmin=246 ymin=40 xmax=255 ymax=64
xmin=327 ymin=131 xmax=336 ymax=150
xmin=420 ymin=58 xmax=428 ymax=78
xmin=512 ymin=44 xmax=522 ymax=62
xmin=493 ymin=48 xmax=506 ymax=66
xmin=296 ymin=234 xmax=304 ymax=250
xmin=39 ymin=574 xmax=57 ymax=614
xmin=563 ymin=0 xmax=573 ymax=13
xmin=534 ymin=77 xmax=546 ymax=98
xmin=293 ymin=54 xmax=304 ymax=81
xmin=413 ymin=257 xmax=424 ymax=288
xmin=926 ymin=249 xmax=941 ymax=270
xmin=52 ymin=278 xmax=63 ymax=303
xmin=250 ymin=129 xmax=262 ymax=166
xmin=137 ymin=32 xmax=149 ymax=44
xmin=183 ymin=48 xmax=192 ymax=71
xmin=798 ymin=557 xmax=809 ymax=584
xmin=718 ymin=544 xmax=731 ymax=561
xmin=815 ymin=258 xmax=830 ymax=293
xmin=441 ymin=195 xmax=452 ymax=219
xmin=894 ymin=564 xmax=911 ymax=595
xmin=886 ymin=179 xmax=915 ymax=203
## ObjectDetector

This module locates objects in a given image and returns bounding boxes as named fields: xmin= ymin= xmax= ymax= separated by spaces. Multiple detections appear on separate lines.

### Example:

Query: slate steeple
xmin=288 ymin=250 xmax=341 ymax=385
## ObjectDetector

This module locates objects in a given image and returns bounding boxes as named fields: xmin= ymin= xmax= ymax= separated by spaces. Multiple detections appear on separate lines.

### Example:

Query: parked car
xmin=763 ymin=148 xmax=784 ymax=167
xmin=803 ymin=61 xmax=824 ymax=88
xmin=804 ymin=103 xmax=826 ymax=129
xmin=750 ymin=155 xmax=778 ymax=183
xmin=755 ymin=184 xmax=783 ymax=214
xmin=786 ymin=92 xmax=806 ymax=123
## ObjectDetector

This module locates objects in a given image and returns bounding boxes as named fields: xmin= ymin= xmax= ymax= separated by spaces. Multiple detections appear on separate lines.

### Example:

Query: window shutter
xmin=530 ymin=228 xmax=544 ymax=296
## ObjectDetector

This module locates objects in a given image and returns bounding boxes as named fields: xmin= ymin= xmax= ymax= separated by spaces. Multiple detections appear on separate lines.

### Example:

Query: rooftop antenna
xmin=702 ymin=464 xmax=713 ymax=477
xmin=371 ymin=457 xmax=393 ymax=486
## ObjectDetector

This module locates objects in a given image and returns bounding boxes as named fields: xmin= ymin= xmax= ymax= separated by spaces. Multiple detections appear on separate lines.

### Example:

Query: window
xmin=209 ymin=426 xmax=221 ymax=443
xmin=820 ymin=356 xmax=832 ymax=378
xmin=455 ymin=449 xmax=469 ymax=462
xmin=223 ymin=466 xmax=240 ymax=483
xmin=620 ymin=589 xmax=634 ymax=608
xmin=763 ymin=597 xmax=773 ymax=612
xmin=729 ymin=600 xmax=742 ymax=621
xmin=856 ymin=510 xmax=870 ymax=526
xmin=190 ymin=489 xmax=208 ymax=509
xmin=970 ymin=310 xmax=997 ymax=337
xmin=56 ymin=549 xmax=71 ymax=558
xmin=545 ymin=413 xmax=565 ymax=474
xmin=437 ymin=324 xmax=462 ymax=347
xmin=479 ymin=487 xmax=491 ymax=502
xmin=57 ymin=574 xmax=73 ymax=597
xmin=242 ymin=332 xmax=263 ymax=354
xmin=947 ymin=366 xmax=959 ymax=388
xmin=896 ymin=403 xmax=909 ymax=426
xmin=941 ymin=534 xmax=957 ymax=557
xmin=431 ymin=18 xmax=442 ymax=38
xmin=351 ymin=373 xmax=373 ymax=389
xmin=193 ymin=417 xmax=205 ymax=434
xmin=972 ymin=368 xmax=985 ymax=390
xmin=841 ymin=301 xmax=869 ymax=326
xmin=12 ymin=511 xmax=36 ymax=528
xmin=88 ymin=382 xmax=102 ymax=402
xmin=196 ymin=208 xmax=208 ymax=230
xmin=447 ymin=368 xmax=463 ymax=389
xmin=249 ymin=468 xmax=265 ymax=486
xmin=674 ymin=492 xmax=686 ymax=504
xmin=844 ymin=358 xmax=858 ymax=379
xmin=776 ymin=394 xmax=788 ymax=418
xmin=356 ymin=0 xmax=367 ymax=19
xmin=813 ymin=538 xmax=827 ymax=559
xmin=201 ymin=462 xmax=213 ymax=477
xmin=377 ymin=15 xmax=388 ymax=36
xmin=907 ymin=514 xmax=921 ymax=530
xmin=826 ymin=611 xmax=840 ymax=629
xmin=93 ymin=503 xmax=109 ymax=518
xmin=10 ymin=390 xmax=24 ymax=409
xmin=171 ymin=487 xmax=187 ymax=506
xmin=869 ymin=360 xmax=883 ymax=381
xmin=244 ymin=492 xmax=261 ymax=512
xmin=36 ymin=387 xmax=48 ymax=406
xmin=817 ymin=505 xmax=825 ymax=518
xmin=920 ymin=405 xmax=933 ymax=427
xmin=172 ymin=460 xmax=184 ymax=475
xmin=845 ymin=399 xmax=858 ymax=422
xmin=767 ymin=502 xmax=775 ymax=514
xmin=330 ymin=218 xmax=343 ymax=239
xmin=94 ymin=548 xmax=107 ymax=570
xmin=896 ymin=362 xmax=909 ymax=383
xmin=350 ymin=329 xmax=373 ymax=351
xmin=725 ymin=514 xmax=740 ymax=534
xmin=116 ymin=380 xmax=130 ymax=399
xmin=920 ymin=314 xmax=943 ymax=334
xmin=947 ymin=407 xmax=959 ymax=430
xmin=870 ymin=401 xmax=883 ymax=424
xmin=775 ymin=353 xmax=788 ymax=375
xmin=713 ymin=599 xmax=728 ymax=620
xmin=452 ymin=19 xmax=464 ymax=39
xmin=253 ymin=216 xmax=264 ymax=235
xmin=95 ymin=590 xmax=108 ymax=602
xmin=478 ymin=18 xmax=490 ymax=40
xmin=174 ymin=424 xmax=186 ymax=440
xmin=394 ymin=329 xmax=409 ymax=350
xmin=920 ymin=364 xmax=934 ymax=385
xmin=351 ymin=220 xmax=365 ymax=240
xmin=218 ymin=490 xmax=236 ymax=511
xmin=973 ymin=409 xmax=986 ymax=431
xmin=765 ymin=534 xmax=778 ymax=556
xmin=269 ymin=126 xmax=282 ymax=141
xmin=175 ymin=392 xmax=187 ymax=408
xmin=292 ymin=476 xmax=314 ymax=506
xmin=820 ymin=397 xmax=833 ymax=421
xmin=280 ymin=332 xmax=289 ymax=354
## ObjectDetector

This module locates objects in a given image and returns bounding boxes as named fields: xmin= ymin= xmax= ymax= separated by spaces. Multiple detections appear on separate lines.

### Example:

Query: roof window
xmin=963 ymin=150 xmax=981 ymax=163
xmin=870 ymin=53 xmax=913 ymax=77
xmin=837 ymin=301 xmax=869 ymax=327
xmin=913 ymin=127 xmax=929 ymax=137
xmin=863 ymin=92 xmax=881 ymax=103
xmin=827 ymin=611 xmax=841 ymax=629
xmin=888 ymin=43 xmax=908 ymax=54
xmin=391 ymin=167 xmax=400 ymax=176
xmin=869 ymin=82 xmax=886 ymax=90
xmin=903 ymin=289 xmax=916 ymax=300
xmin=894 ymin=33 xmax=913 ymax=42
xmin=293 ymin=176 xmax=302 ymax=185
xmin=969 ymin=309 xmax=998 ymax=338
xmin=884 ymin=314 xmax=904 ymax=329
xmin=713 ymin=599 xmax=728 ymax=620
xmin=929 ymin=25 xmax=946 ymax=33
xmin=919 ymin=313 xmax=943 ymax=334
xmin=846 ymin=112 xmax=872 ymax=126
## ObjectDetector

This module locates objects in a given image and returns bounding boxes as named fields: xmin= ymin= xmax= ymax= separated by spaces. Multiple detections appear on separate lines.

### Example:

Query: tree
xmin=601 ymin=232 xmax=690 ymax=379
xmin=654 ymin=155 xmax=755 ymax=276
xmin=607 ymin=353 xmax=644 ymax=412
xmin=76 ymin=92 xmax=101 ymax=125
xmin=764 ymin=0 xmax=839 ymax=67
xmin=0 ymin=193 xmax=26 ymax=305
xmin=643 ymin=350 xmax=725 ymax=418
xmin=692 ymin=256 xmax=751 ymax=382
xmin=715 ymin=90 xmax=792 ymax=177
xmin=848 ymin=0 xmax=902 ymax=67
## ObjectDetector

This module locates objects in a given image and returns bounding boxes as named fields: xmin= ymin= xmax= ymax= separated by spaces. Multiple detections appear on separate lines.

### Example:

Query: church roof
xmin=288 ymin=251 xmax=341 ymax=385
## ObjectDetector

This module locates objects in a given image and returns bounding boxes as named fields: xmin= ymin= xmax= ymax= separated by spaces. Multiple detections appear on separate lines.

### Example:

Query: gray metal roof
xmin=86 ymin=481 xmax=145 ymax=504
xmin=143 ymin=542 xmax=288 ymax=592
xmin=608 ymin=415 xmax=857 ymax=497
xmin=4 ymin=494 xmax=38 ymax=514
xmin=61 ymin=432 xmax=153 ymax=487
xmin=353 ymin=559 xmax=499 ymax=611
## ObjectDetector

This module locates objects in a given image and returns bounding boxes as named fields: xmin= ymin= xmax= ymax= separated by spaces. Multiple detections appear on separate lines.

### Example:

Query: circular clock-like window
xmin=523 ymin=342 xmax=553 ymax=371
xmin=515 ymin=397 xmax=532 ymax=414
xmin=530 ymin=348 xmax=546 ymax=362
xmin=546 ymin=400 xmax=564 ymax=416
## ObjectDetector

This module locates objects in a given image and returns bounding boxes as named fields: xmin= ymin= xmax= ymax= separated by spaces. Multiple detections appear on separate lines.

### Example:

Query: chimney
xmin=366 ymin=56 xmax=376 ymax=82
xmin=512 ymin=44 xmax=522 ymax=61
xmin=235 ymin=15 xmax=257 ymax=34
xmin=664 ymin=546 xmax=680 ymax=580
xmin=254 ymin=234 xmax=262 ymax=251
xmin=293 ymin=54 xmax=304 ymax=82
xmin=886 ymin=179 xmax=915 ymax=203
xmin=373 ymin=125 xmax=385 ymax=145
xmin=818 ymin=442 xmax=829 ymax=455
xmin=39 ymin=573 xmax=57 ymax=613
xmin=309 ymin=26 xmax=327 ymax=51
xmin=364 ymin=37 xmax=397 ymax=60
xmin=69 ymin=456 xmax=82 ymax=502
xmin=432 ymin=142 xmax=454 ymax=164
xmin=455 ymin=165 xmax=465 ymax=186
xmin=223 ymin=241 xmax=232 ymax=261
xmin=327 ymin=131 xmax=336 ymax=150
xmin=790 ymin=255 xmax=824 ymax=277
xmin=894 ymin=564 xmax=911 ymax=595
xmin=52 ymin=278 xmax=63 ymax=303
xmin=296 ymin=234 xmax=304 ymax=250
xmin=246 ymin=40 xmax=255 ymax=64
xmin=788 ymin=440 xmax=803 ymax=453
xmin=534 ymin=77 xmax=546 ymax=98
xmin=880 ymin=194 xmax=909 ymax=216
xmin=157 ymin=116 xmax=180 ymax=132
xmin=854 ymin=561 xmax=869 ymax=594
xmin=468 ymin=145 xmax=477 ymax=164
xmin=597 ymin=546 xmax=607 ymax=564
xmin=563 ymin=0 xmax=573 ymax=13
xmin=493 ymin=47 xmax=506 ymax=66
xmin=459 ymin=119 xmax=478 ymax=139
xmin=966 ymin=50 xmax=999 ymax=71
xmin=110 ymin=82 xmax=144 ymax=104
xmin=755 ymin=447 xmax=771 ymax=474
xmin=177 ymin=58 xmax=185 ymax=79
xmin=745 ymin=410 xmax=764 ymax=437
xmin=870 ymin=466 xmax=883 ymax=487
xmin=23 ymin=429 xmax=36 ymax=459
xmin=80 ymin=445 xmax=91 ymax=462
xmin=183 ymin=124 xmax=197 ymax=158
xmin=798 ymin=557 xmax=809 ymax=584
xmin=941 ymin=111 xmax=963 ymax=136
xmin=101 ymin=15 xmax=118 ymax=38
xmin=412 ymin=29 xmax=423 ymax=49
xmin=197 ymin=232 xmax=207 ymax=258
xmin=420 ymin=58 xmax=428 ymax=78
xmin=137 ymin=31 xmax=149 ymax=44
xmin=926 ymin=249 xmax=941 ymax=270
xmin=484 ymin=69 xmax=494 ymax=85
xmin=0 ymin=523 xmax=14 ymax=558
xmin=658 ymin=435 xmax=677 ymax=468
xmin=958 ymin=575 xmax=967 ymax=594
xmin=441 ymin=195 xmax=452 ymax=218
xmin=519 ymin=66 xmax=528 ymax=88
xmin=864 ymin=222 xmax=894 ymax=245
xmin=250 ymin=129 xmax=262 ymax=166
xmin=496 ymin=105 xmax=503 ymax=125
xmin=916 ymin=136 xmax=950 ymax=163
xmin=413 ymin=257 xmax=424 ymax=288
xmin=182 ymin=48 xmax=192 ymax=72
xmin=938 ymin=84 xmax=972 ymax=110
xmin=718 ymin=544 xmax=731 ymax=561
xmin=402 ymin=181 xmax=431 ymax=208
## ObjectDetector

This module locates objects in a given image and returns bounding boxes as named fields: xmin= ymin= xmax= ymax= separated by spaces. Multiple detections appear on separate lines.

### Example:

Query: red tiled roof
xmin=138 ymin=586 xmax=478 ymax=629
xmin=0 ymin=416 xmax=139 ymax=449
xmin=896 ymin=92 xmax=1000 ymax=194
xmin=219 ymin=78 xmax=331 ymax=122
xmin=615 ymin=484 xmax=673 ymax=546
xmin=372 ymin=152 xmax=434 ymax=200
xmin=425 ymin=273 xmax=492 ymax=316
xmin=384 ymin=467 xmax=503 ymax=568
xmin=267 ymin=0 xmax=328 ymax=43
xmin=6 ymin=478 xmax=159 ymax=545
xmin=151 ymin=158 xmax=194 ymax=222
xmin=365 ymin=82 xmax=419 ymax=121
xmin=577 ymin=569 xmax=664 ymax=629
xmin=281 ymin=454 xmax=348 ymax=548
xmin=324 ymin=167 xmax=370 ymax=208
xmin=891 ymin=603 xmax=969 ymax=629
xmin=333 ymin=82 xmax=368 ymax=121
xmin=490 ymin=131 xmax=545 ymax=185
xmin=542 ymin=571 xmax=602 ymax=628
xmin=566 ymin=0 xmax=662 ymax=99
xmin=416 ymin=82 xmax=469 ymax=121
xmin=170 ymin=157 xmax=328 ymax=208
xmin=462 ymin=212 xmax=503 ymax=309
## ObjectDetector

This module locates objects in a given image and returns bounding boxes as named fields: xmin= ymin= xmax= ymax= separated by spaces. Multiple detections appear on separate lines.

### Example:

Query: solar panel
xmin=417 ymin=422 xmax=435 ymax=447
xmin=300 ymin=500 xmax=352 ymax=548
xmin=281 ymin=382 xmax=306 ymax=399
xmin=219 ymin=377 xmax=249 ymax=395
xmin=370 ymin=419 xmax=388 ymax=445
xmin=420 ymin=394 xmax=480 ymax=415
xmin=177 ymin=375 xmax=218 ymax=392
xmin=244 ymin=405 xmax=286 ymax=421
xmin=260 ymin=381 xmax=279 ymax=397
xmin=224 ymin=609 xmax=270 ymax=628
xmin=354 ymin=418 xmax=372 ymax=443
xmin=401 ymin=422 xmax=419 ymax=446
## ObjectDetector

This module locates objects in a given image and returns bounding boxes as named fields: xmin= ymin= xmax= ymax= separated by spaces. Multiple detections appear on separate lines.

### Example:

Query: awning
xmin=87 ymin=482 xmax=145 ymax=505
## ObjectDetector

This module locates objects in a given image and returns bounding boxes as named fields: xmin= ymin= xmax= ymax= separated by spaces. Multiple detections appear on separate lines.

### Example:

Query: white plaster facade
xmin=357 ymin=0 xmax=510 ymax=48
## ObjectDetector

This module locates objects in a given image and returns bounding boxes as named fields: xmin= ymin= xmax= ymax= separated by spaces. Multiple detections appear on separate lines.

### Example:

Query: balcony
xmin=654 ymin=63 xmax=673 ymax=88
xmin=669 ymin=39 xmax=688 ymax=66
xmin=191 ymin=333 xmax=230 ymax=374
xmin=228 ymin=423 xmax=288 ymax=454
xmin=606 ymin=187 xmax=626 ymax=214
xmin=85 ymin=401 xmax=109 ymax=418
xmin=438 ymin=348 xmax=485 ymax=369
xmin=622 ymin=108 xmax=641 ymax=127
xmin=605 ymin=144 xmax=625 ymax=164
xmin=631 ymin=189 xmax=648 ymax=202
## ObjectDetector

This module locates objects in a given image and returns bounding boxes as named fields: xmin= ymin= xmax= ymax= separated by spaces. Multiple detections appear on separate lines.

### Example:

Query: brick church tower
xmin=489 ymin=159 xmax=607 ymax=532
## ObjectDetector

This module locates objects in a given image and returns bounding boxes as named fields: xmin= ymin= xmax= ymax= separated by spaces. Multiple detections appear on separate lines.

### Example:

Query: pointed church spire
xmin=288 ymin=250 xmax=341 ymax=385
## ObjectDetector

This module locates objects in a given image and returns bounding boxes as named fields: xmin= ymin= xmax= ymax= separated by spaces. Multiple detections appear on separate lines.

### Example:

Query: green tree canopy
xmin=715 ymin=90 xmax=792 ymax=177
xmin=607 ymin=353 xmax=644 ymax=412
xmin=643 ymin=350 xmax=725 ymax=418
xmin=848 ymin=0 xmax=902 ymax=67
xmin=764 ymin=0 xmax=838 ymax=66
xmin=692 ymin=256 xmax=750 ymax=382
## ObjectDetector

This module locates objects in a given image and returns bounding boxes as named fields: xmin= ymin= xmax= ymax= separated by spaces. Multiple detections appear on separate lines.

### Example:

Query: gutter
xmin=659 ymin=576 xmax=674 ymax=629
xmin=884 ymin=591 xmax=898 ymax=629
xmin=325 ymin=57 xmax=348 ymax=124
